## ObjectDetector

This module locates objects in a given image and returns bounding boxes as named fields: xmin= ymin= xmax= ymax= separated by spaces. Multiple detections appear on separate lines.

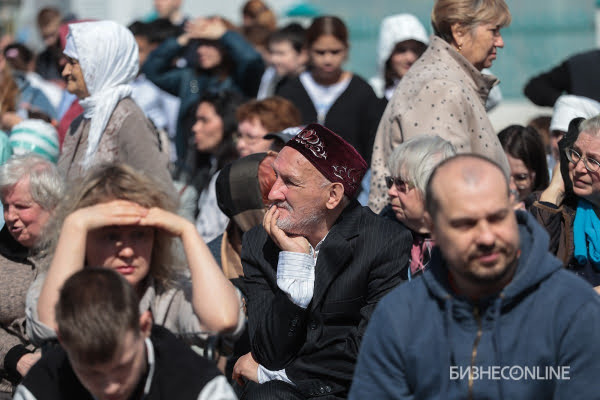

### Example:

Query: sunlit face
xmin=309 ymin=34 xmax=347 ymax=81
xmin=268 ymin=40 xmax=306 ymax=77
xmin=459 ymin=22 xmax=504 ymax=71
xmin=268 ymin=147 xmax=329 ymax=236
xmin=193 ymin=102 xmax=224 ymax=154
xmin=388 ymin=39 xmax=426 ymax=79
xmin=429 ymin=162 xmax=519 ymax=290
xmin=2 ymin=177 xmax=51 ymax=248
xmin=153 ymin=0 xmax=181 ymax=19
xmin=506 ymin=154 xmax=535 ymax=201
xmin=196 ymin=44 xmax=222 ymax=70
xmin=85 ymin=225 xmax=154 ymax=290
xmin=236 ymin=117 xmax=273 ymax=157
xmin=67 ymin=330 xmax=147 ymax=400
xmin=568 ymin=132 xmax=600 ymax=206
xmin=62 ymin=56 xmax=90 ymax=98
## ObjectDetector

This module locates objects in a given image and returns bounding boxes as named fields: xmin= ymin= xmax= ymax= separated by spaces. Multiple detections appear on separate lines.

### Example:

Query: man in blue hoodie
xmin=349 ymin=154 xmax=600 ymax=400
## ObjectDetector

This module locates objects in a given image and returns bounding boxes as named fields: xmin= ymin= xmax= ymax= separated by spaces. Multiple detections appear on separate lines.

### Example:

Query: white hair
xmin=388 ymin=135 xmax=456 ymax=194
xmin=0 ymin=154 xmax=64 ymax=210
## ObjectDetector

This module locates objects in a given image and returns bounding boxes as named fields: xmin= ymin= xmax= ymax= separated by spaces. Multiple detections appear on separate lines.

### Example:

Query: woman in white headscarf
xmin=57 ymin=20 xmax=173 ymax=189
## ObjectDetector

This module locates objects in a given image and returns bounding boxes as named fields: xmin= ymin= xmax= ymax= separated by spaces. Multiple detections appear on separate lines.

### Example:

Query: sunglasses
xmin=385 ymin=176 xmax=413 ymax=192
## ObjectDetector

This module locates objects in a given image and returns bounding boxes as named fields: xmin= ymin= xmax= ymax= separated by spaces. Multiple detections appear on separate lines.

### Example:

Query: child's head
xmin=37 ymin=7 xmax=62 ymax=47
xmin=305 ymin=16 xmax=349 ymax=80
xmin=56 ymin=268 xmax=152 ymax=400
xmin=267 ymin=23 xmax=307 ymax=77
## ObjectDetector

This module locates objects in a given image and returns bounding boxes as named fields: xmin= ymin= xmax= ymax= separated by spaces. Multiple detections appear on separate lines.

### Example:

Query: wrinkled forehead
xmin=274 ymin=147 xmax=323 ymax=180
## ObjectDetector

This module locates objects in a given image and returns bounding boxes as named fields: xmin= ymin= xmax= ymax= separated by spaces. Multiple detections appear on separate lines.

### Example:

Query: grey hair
xmin=387 ymin=135 xmax=456 ymax=194
xmin=0 ymin=154 xmax=64 ymax=210
xmin=579 ymin=114 xmax=600 ymax=136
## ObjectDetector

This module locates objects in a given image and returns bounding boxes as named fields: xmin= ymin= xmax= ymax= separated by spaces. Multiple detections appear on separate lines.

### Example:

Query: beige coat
xmin=58 ymin=98 xmax=173 ymax=190
xmin=368 ymin=36 xmax=509 ymax=213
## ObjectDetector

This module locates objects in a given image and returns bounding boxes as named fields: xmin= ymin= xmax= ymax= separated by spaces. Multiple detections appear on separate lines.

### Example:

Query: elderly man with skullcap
xmin=232 ymin=124 xmax=411 ymax=400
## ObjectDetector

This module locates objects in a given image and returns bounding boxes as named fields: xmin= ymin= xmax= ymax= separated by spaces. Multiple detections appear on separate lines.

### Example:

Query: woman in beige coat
xmin=368 ymin=0 xmax=512 ymax=212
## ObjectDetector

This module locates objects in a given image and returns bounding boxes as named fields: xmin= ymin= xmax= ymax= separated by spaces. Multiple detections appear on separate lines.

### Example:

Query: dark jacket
xmin=524 ymin=49 xmax=600 ymax=106
xmin=277 ymin=74 xmax=384 ymax=164
xmin=239 ymin=200 xmax=411 ymax=399
xmin=350 ymin=211 xmax=600 ymax=400
xmin=142 ymin=31 xmax=264 ymax=162
xmin=14 ymin=325 xmax=231 ymax=400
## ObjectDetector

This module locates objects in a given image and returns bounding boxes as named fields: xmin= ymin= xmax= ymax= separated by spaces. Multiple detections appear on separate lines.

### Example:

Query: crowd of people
xmin=2 ymin=0 xmax=600 ymax=399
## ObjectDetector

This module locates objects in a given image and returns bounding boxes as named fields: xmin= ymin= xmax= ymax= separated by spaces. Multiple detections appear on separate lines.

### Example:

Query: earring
xmin=457 ymin=44 xmax=462 ymax=53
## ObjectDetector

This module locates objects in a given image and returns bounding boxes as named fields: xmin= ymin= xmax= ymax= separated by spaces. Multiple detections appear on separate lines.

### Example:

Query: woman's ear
xmin=450 ymin=23 xmax=467 ymax=48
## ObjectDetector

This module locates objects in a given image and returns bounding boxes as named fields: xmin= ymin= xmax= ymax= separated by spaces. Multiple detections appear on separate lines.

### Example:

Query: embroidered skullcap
xmin=285 ymin=123 xmax=367 ymax=198
xmin=9 ymin=119 xmax=60 ymax=163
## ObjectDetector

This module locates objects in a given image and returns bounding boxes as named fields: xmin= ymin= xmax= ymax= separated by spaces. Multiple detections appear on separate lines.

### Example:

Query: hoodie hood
xmin=376 ymin=14 xmax=429 ymax=74
xmin=422 ymin=210 xmax=562 ymax=303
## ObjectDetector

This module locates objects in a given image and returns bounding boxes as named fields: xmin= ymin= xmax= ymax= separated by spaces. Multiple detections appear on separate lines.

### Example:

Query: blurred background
xmin=2 ymin=0 xmax=596 ymax=129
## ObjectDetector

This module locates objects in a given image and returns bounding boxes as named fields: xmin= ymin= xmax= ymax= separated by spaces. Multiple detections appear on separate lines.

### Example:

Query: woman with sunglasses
xmin=380 ymin=135 xmax=455 ymax=279
xmin=532 ymin=115 xmax=600 ymax=290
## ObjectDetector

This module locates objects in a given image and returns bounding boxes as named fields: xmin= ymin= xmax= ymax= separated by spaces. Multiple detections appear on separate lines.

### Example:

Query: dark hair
xmin=37 ymin=7 xmax=61 ymax=29
xmin=306 ymin=16 xmax=349 ymax=48
xmin=193 ymin=90 xmax=246 ymax=169
xmin=56 ymin=268 xmax=140 ymax=364
xmin=498 ymin=125 xmax=549 ymax=192
xmin=383 ymin=41 xmax=427 ymax=89
xmin=3 ymin=43 xmax=34 ymax=72
xmin=129 ymin=19 xmax=183 ymax=44
xmin=268 ymin=23 xmax=306 ymax=53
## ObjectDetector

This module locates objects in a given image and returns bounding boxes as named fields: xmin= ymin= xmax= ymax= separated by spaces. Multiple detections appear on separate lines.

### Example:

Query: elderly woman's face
xmin=2 ymin=177 xmax=51 ymax=248
xmin=62 ymin=56 xmax=90 ymax=98
xmin=387 ymin=173 xmax=428 ymax=233
xmin=568 ymin=132 xmax=600 ymax=206
xmin=457 ymin=22 xmax=504 ymax=71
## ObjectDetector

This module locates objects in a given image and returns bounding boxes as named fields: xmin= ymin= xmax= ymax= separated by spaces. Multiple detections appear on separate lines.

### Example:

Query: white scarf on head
xmin=64 ymin=20 xmax=139 ymax=169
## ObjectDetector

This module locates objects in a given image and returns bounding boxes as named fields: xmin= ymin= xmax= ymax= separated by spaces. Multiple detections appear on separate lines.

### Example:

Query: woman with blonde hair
xmin=29 ymin=163 xmax=244 ymax=346
xmin=369 ymin=0 xmax=512 ymax=213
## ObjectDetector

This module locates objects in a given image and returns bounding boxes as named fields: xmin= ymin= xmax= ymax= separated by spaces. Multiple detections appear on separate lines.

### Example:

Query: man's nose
xmin=268 ymin=179 xmax=285 ymax=202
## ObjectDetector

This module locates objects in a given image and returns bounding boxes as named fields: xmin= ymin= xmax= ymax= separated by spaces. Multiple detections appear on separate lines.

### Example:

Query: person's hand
xmin=16 ymin=352 xmax=41 ymax=377
xmin=185 ymin=17 xmax=227 ymax=40
xmin=65 ymin=200 xmax=149 ymax=233
xmin=139 ymin=207 xmax=192 ymax=238
xmin=232 ymin=352 xmax=259 ymax=386
xmin=263 ymin=205 xmax=310 ymax=254
xmin=539 ymin=161 xmax=565 ymax=206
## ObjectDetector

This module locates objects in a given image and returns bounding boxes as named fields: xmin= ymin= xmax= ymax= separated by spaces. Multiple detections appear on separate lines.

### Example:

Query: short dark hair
xmin=128 ymin=19 xmax=182 ymax=44
xmin=425 ymin=154 xmax=508 ymax=218
xmin=55 ymin=268 xmax=141 ymax=364
xmin=268 ymin=23 xmax=306 ymax=53
xmin=306 ymin=16 xmax=348 ymax=48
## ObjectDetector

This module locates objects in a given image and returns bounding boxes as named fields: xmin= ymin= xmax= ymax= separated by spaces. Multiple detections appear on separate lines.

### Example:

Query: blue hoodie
xmin=349 ymin=211 xmax=600 ymax=400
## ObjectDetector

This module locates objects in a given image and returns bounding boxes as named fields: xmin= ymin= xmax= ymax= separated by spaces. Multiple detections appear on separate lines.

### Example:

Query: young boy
xmin=14 ymin=268 xmax=236 ymax=400
xmin=256 ymin=23 xmax=307 ymax=99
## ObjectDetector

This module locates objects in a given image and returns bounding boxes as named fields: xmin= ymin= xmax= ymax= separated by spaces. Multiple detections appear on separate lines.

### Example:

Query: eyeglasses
xmin=565 ymin=147 xmax=600 ymax=173
xmin=385 ymin=176 xmax=414 ymax=192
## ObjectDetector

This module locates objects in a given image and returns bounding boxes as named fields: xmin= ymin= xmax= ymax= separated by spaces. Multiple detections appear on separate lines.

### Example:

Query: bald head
xmin=425 ymin=154 xmax=509 ymax=219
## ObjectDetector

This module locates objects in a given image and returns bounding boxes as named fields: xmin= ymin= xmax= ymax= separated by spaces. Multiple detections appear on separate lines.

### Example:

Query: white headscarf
xmin=64 ymin=20 xmax=139 ymax=169
xmin=550 ymin=95 xmax=600 ymax=132
xmin=376 ymin=14 xmax=429 ymax=74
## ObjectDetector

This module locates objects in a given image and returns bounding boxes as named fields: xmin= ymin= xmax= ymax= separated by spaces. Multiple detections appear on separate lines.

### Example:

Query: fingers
xmin=263 ymin=204 xmax=276 ymax=237
xmin=232 ymin=357 xmax=246 ymax=387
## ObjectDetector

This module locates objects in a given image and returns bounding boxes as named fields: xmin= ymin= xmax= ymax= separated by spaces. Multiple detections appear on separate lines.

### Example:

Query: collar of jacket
xmin=428 ymin=35 xmax=499 ymax=105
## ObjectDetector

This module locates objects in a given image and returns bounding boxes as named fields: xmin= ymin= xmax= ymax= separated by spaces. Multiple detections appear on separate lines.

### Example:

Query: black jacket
xmin=238 ymin=200 xmax=411 ymax=399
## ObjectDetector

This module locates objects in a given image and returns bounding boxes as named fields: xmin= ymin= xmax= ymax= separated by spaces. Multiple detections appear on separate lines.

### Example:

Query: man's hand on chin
xmin=264 ymin=205 xmax=310 ymax=254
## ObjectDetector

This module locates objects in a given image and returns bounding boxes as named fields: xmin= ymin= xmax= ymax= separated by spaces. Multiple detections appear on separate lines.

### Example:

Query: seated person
xmin=15 ymin=268 xmax=237 ymax=399
xmin=28 ymin=163 xmax=244 ymax=348
xmin=232 ymin=124 xmax=411 ymax=399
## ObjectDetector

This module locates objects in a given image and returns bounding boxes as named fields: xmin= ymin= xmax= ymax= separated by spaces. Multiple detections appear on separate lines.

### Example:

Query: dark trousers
xmin=241 ymin=380 xmax=306 ymax=400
